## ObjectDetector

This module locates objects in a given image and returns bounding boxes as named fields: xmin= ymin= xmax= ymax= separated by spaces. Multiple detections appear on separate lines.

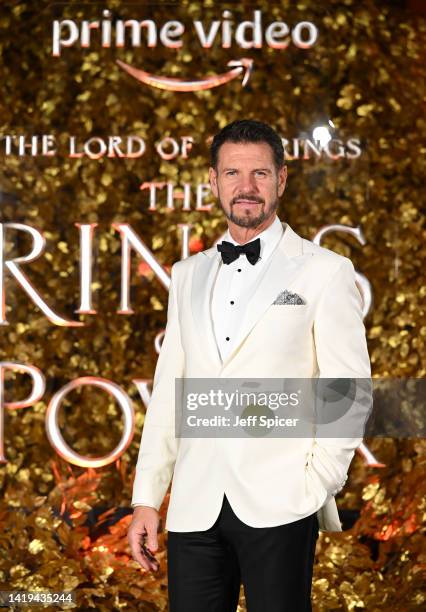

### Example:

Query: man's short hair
xmin=210 ymin=119 xmax=285 ymax=172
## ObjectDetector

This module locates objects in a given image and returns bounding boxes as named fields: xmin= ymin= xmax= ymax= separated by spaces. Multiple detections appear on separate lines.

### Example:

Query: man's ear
xmin=209 ymin=166 xmax=219 ymax=198
xmin=278 ymin=165 xmax=288 ymax=197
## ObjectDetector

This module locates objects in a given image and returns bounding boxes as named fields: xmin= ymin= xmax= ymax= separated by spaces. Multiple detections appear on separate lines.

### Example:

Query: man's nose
xmin=237 ymin=173 xmax=258 ymax=192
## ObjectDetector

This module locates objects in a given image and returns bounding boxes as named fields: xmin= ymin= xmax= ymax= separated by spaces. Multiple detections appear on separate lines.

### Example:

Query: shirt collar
xmin=218 ymin=214 xmax=284 ymax=263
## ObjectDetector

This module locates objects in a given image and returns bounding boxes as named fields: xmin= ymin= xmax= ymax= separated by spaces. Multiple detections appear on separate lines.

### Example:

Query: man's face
xmin=209 ymin=141 xmax=287 ymax=229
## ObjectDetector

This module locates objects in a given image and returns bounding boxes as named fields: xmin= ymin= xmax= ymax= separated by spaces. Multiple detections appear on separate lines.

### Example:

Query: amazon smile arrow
xmin=116 ymin=58 xmax=254 ymax=92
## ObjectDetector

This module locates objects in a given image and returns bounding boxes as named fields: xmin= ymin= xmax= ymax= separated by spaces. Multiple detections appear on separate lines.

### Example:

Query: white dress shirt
xmin=211 ymin=215 xmax=284 ymax=362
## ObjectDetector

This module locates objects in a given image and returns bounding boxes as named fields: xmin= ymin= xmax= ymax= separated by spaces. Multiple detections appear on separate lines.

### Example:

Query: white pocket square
xmin=272 ymin=290 xmax=306 ymax=305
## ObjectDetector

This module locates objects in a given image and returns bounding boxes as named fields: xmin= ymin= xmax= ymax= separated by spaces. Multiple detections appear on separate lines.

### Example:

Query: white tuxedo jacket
xmin=131 ymin=221 xmax=372 ymax=532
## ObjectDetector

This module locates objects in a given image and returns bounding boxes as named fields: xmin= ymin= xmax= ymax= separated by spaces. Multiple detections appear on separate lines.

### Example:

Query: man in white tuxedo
xmin=128 ymin=119 xmax=372 ymax=611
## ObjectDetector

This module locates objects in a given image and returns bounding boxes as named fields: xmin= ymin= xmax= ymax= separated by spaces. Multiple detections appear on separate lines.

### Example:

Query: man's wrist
xmin=132 ymin=503 xmax=157 ymax=510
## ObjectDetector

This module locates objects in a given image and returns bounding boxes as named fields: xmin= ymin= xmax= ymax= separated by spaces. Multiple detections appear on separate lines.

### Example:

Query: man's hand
xmin=128 ymin=506 xmax=160 ymax=571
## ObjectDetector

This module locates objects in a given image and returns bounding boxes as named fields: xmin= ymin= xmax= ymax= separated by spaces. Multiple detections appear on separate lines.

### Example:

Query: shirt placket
xmin=222 ymin=254 xmax=249 ymax=355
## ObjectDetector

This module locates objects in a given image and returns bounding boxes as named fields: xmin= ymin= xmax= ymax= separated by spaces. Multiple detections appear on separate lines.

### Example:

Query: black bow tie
xmin=217 ymin=237 xmax=261 ymax=265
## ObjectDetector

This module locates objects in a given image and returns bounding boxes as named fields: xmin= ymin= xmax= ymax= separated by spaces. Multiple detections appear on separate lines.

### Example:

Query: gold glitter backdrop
xmin=0 ymin=0 xmax=425 ymax=610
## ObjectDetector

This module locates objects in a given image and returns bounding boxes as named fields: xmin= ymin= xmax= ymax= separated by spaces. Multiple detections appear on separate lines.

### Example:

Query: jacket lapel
xmin=191 ymin=222 xmax=313 ymax=372
xmin=191 ymin=247 xmax=223 ymax=369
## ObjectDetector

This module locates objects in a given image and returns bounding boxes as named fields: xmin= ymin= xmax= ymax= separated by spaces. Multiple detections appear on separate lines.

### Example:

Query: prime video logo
xmin=52 ymin=9 xmax=318 ymax=57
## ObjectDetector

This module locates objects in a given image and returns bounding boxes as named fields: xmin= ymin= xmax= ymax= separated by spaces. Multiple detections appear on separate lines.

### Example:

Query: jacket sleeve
xmin=131 ymin=262 xmax=185 ymax=509
xmin=305 ymin=257 xmax=373 ymax=504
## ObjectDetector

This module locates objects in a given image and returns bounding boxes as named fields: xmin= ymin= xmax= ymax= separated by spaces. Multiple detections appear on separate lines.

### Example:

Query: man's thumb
xmin=146 ymin=532 xmax=159 ymax=552
xmin=147 ymin=536 xmax=158 ymax=552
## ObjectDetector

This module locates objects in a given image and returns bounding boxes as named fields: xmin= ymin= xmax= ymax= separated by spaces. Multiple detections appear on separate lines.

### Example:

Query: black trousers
xmin=167 ymin=494 xmax=319 ymax=612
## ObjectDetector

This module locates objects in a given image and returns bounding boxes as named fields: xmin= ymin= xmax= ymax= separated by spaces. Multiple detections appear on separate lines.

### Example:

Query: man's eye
xmin=226 ymin=171 xmax=236 ymax=176
xmin=256 ymin=171 xmax=267 ymax=176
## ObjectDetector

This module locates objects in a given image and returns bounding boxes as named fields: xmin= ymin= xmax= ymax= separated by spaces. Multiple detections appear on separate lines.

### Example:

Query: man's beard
xmin=219 ymin=193 xmax=280 ymax=228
